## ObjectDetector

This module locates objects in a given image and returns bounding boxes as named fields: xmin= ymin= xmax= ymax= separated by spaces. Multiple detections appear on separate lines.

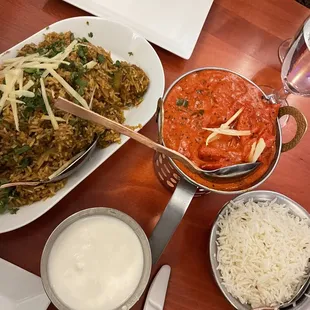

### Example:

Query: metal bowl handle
xmin=149 ymin=178 xmax=197 ymax=264
xmin=278 ymin=106 xmax=308 ymax=152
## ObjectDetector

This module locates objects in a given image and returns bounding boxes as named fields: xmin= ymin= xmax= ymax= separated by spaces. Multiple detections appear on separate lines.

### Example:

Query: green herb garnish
xmin=77 ymin=45 xmax=88 ymax=64
xmin=86 ymin=21 xmax=89 ymax=25
xmin=46 ymin=26 xmax=50 ymax=30
xmin=88 ymin=32 xmax=93 ymax=38
xmin=114 ymin=60 xmax=121 ymax=67
xmin=0 ymin=180 xmax=19 ymax=215
xmin=14 ymin=145 xmax=31 ymax=155
xmin=97 ymin=54 xmax=105 ymax=63
xmin=76 ymin=78 xmax=88 ymax=95
xmin=75 ymin=78 xmax=88 ymax=88
xmin=176 ymin=98 xmax=189 ymax=108
xmin=20 ymin=157 xmax=31 ymax=168
xmin=21 ymin=93 xmax=47 ymax=119
xmin=24 ymin=68 xmax=43 ymax=79
xmin=24 ymin=68 xmax=37 ymax=74
xmin=70 ymin=65 xmax=86 ymax=85
xmin=43 ymin=40 xmax=66 ymax=58
xmin=128 ymin=52 xmax=133 ymax=56
xmin=9 ymin=208 xmax=19 ymax=214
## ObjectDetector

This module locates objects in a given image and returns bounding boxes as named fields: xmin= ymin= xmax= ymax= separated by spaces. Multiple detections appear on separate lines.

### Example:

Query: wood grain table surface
xmin=0 ymin=0 xmax=309 ymax=309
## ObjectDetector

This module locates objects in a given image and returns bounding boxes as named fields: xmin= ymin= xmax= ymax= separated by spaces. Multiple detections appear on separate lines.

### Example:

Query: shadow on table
xmin=251 ymin=66 xmax=282 ymax=91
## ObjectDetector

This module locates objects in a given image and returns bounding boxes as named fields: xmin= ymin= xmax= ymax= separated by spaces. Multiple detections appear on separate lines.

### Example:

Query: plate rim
xmin=61 ymin=0 xmax=214 ymax=59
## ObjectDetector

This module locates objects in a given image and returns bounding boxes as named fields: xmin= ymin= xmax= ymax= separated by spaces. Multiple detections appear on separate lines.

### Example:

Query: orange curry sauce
xmin=163 ymin=70 xmax=280 ymax=191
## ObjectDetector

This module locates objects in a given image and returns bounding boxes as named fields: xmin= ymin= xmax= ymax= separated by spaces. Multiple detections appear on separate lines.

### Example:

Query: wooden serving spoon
xmin=54 ymin=97 xmax=259 ymax=179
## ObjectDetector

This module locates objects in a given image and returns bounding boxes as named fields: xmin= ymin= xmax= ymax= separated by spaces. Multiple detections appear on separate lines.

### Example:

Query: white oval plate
xmin=0 ymin=16 xmax=165 ymax=233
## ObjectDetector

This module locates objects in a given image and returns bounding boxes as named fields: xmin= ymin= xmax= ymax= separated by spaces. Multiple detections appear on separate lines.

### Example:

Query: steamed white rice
xmin=216 ymin=198 xmax=310 ymax=308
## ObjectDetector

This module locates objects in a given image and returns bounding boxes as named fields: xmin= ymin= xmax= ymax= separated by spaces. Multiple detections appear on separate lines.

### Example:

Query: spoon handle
xmin=0 ymin=181 xmax=41 ymax=188
xmin=253 ymin=307 xmax=278 ymax=310
xmin=55 ymin=97 xmax=198 ymax=174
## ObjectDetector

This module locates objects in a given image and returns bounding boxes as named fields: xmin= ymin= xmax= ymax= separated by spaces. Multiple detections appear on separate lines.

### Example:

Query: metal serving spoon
xmin=53 ymin=97 xmax=260 ymax=179
xmin=0 ymin=136 xmax=98 ymax=189
xmin=252 ymin=273 xmax=310 ymax=310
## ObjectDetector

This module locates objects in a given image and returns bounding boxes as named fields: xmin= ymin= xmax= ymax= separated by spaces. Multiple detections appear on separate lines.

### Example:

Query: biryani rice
xmin=0 ymin=31 xmax=149 ymax=213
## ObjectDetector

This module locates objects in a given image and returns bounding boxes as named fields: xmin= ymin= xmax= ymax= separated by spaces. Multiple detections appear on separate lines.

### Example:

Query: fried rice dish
xmin=0 ymin=31 xmax=149 ymax=214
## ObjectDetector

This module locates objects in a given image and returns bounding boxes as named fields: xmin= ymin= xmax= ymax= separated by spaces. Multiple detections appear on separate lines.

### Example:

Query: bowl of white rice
xmin=210 ymin=190 xmax=310 ymax=310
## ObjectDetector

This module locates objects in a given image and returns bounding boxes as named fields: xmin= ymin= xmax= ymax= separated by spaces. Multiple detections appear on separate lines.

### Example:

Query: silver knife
xmin=143 ymin=265 xmax=171 ymax=310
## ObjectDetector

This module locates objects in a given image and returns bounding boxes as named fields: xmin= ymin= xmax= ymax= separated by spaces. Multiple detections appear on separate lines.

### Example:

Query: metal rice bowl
xmin=209 ymin=190 xmax=310 ymax=310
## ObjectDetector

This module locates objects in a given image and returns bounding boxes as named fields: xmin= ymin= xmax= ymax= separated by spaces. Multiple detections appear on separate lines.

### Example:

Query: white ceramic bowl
xmin=0 ymin=16 xmax=165 ymax=233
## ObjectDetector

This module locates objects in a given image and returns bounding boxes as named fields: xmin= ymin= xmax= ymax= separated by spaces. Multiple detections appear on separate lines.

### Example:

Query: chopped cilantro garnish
xmin=9 ymin=208 xmax=19 ymax=214
xmin=46 ymin=26 xmax=50 ymax=30
xmin=70 ymin=65 xmax=86 ymax=84
xmin=24 ymin=68 xmax=43 ymax=79
xmin=14 ymin=145 xmax=31 ymax=155
xmin=75 ymin=78 xmax=88 ymax=88
xmin=114 ymin=60 xmax=121 ymax=67
xmin=24 ymin=68 xmax=37 ymax=74
xmin=88 ymin=32 xmax=93 ymax=38
xmin=21 ymin=93 xmax=47 ymax=119
xmin=97 ymin=54 xmax=105 ymax=63
xmin=77 ymin=45 xmax=88 ymax=64
xmin=86 ymin=21 xmax=89 ymax=25
xmin=128 ymin=52 xmax=133 ymax=56
xmin=176 ymin=98 xmax=189 ymax=108
xmin=20 ymin=157 xmax=31 ymax=168
xmin=0 ymin=180 xmax=19 ymax=214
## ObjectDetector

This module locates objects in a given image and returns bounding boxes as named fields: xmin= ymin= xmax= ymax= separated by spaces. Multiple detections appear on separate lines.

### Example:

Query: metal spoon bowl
xmin=0 ymin=136 xmax=98 ymax=189
xmin=278 ymin=273 xmax=310 ymax=309
xmin=252 ymin=275 xmax=310 ymax=310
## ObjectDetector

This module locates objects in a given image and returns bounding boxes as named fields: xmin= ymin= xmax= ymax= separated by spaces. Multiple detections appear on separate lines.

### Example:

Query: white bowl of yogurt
xmin=40 ymin=208 xmax=152 ymax=310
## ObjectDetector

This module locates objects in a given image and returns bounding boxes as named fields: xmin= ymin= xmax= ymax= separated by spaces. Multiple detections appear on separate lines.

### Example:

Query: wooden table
xmin=0 ymin=0 xmax=309 ymax=309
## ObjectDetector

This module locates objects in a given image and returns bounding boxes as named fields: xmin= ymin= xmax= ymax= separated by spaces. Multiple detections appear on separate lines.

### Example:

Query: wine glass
xmin=280 ymin=16 xmax=310 ymax=96
xmin=264 ymin=16 xmax=310 ymax=127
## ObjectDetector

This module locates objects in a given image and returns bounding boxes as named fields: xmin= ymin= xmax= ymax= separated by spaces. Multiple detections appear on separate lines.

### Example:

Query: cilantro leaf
xmin=14 ymin=145 xmax=30 ymax=155
xmin=97 ymin=54 xmax=105 ymax=63
xmin=114 ymin=60 xmax=121 ymax=67
xmin=176 ymin=98 xmax=189 ymax=108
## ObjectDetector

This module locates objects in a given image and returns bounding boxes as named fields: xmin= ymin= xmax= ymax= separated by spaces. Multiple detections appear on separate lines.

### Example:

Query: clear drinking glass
xmin=280 ymin=16 xmax=310 ymax=96
xmin=265 ymin=16 xmax=310 ymax=127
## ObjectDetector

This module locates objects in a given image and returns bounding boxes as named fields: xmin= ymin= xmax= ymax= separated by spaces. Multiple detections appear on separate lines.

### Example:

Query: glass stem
xmin=268 ymin=86 xmax=289 ymax=105
xmin=276 ymin=86 xmax=289 ymax=100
